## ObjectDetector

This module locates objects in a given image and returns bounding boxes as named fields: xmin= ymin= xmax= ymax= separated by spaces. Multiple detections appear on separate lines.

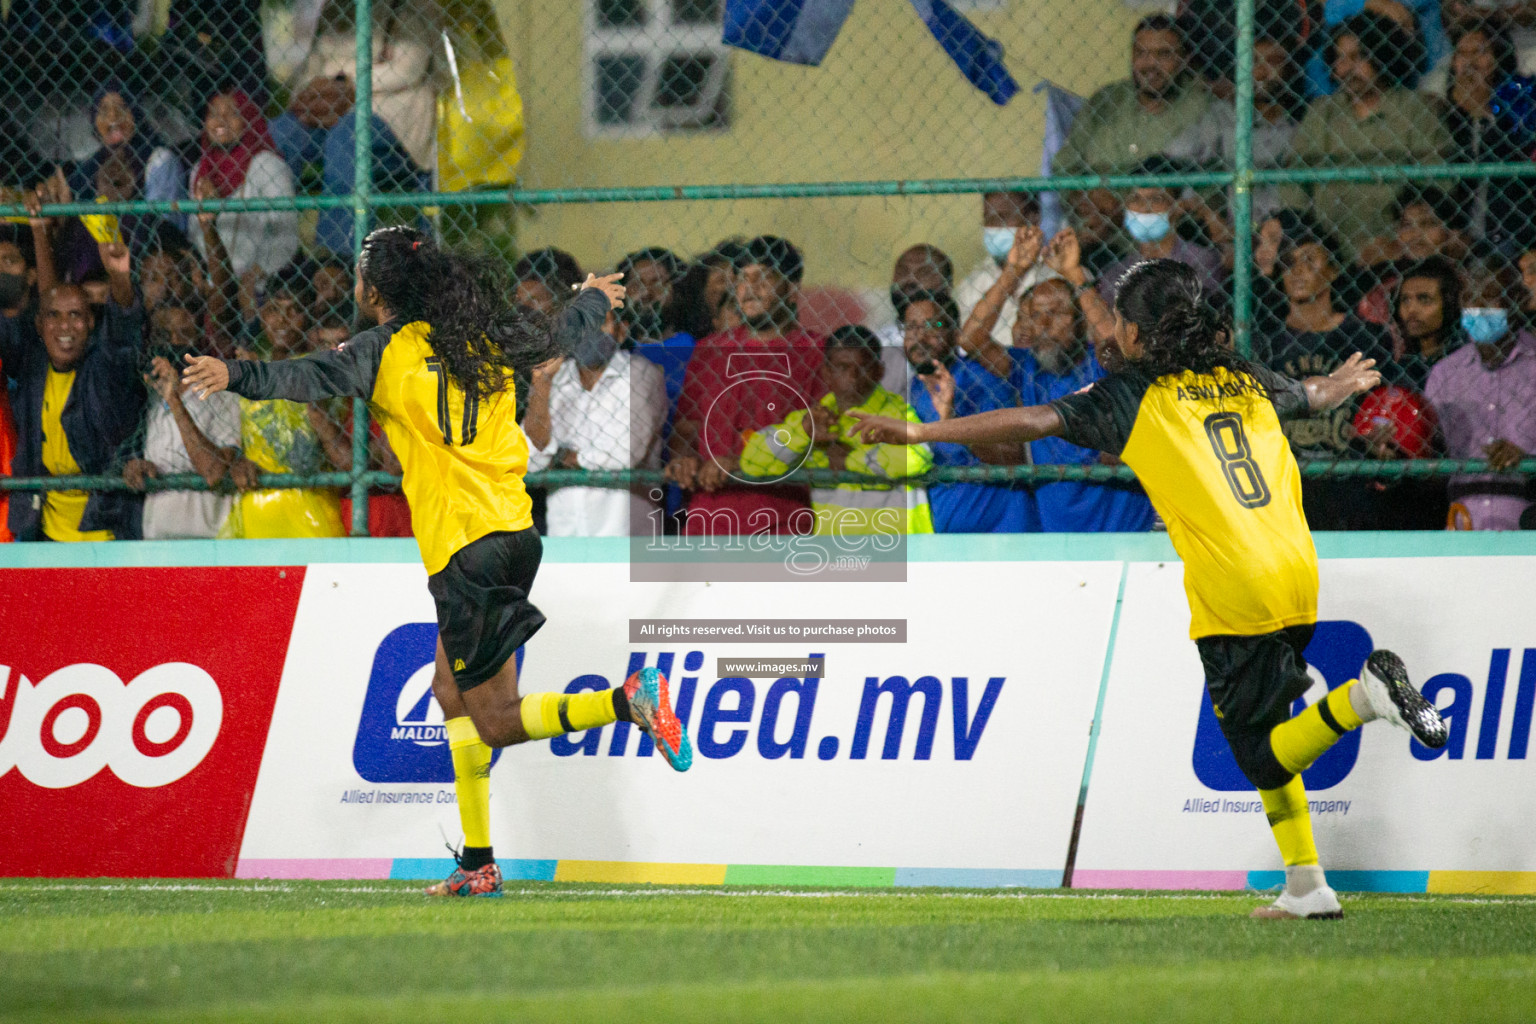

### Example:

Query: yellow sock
xmin=1327 ymin=680 xmax=1364 ymax=730
xmin=446 ymin=716 xmax=492 ymax=849
xmin=519 ymin=690 xmax=619 ymax=741
xmin=1259 ymin=774 xmax=1319 ymax=867
xmin=1268 ymin=680 xmax=1363 ymax=775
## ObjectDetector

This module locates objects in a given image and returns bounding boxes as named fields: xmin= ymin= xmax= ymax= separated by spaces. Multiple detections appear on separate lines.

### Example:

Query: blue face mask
xmin=983 ymin=227 xmax=1016 ymax=263
xmin=1461 ymin=307 xmax=1510 ymax=345
xmin=1124 ymin=210 xmax=1172 ymax=244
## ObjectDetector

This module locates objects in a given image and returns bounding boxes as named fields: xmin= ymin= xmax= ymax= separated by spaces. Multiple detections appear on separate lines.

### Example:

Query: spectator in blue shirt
xmin=900 ymin=289 xmax=1037 ymax=533
xmin=959 ymin=267 xmax=1157 ymax=532
xmin=1008 ymin=277 xmax=1156 ymax=531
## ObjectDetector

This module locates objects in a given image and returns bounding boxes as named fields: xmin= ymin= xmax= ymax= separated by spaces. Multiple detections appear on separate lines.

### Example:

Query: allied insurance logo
xmin=1193 ymin=621 xmax=1370 ymax=791
xmin=352 ymin=624 xmax=511 ymax=783
xmin=1192 ymin=620 xmax=1536 ymax=791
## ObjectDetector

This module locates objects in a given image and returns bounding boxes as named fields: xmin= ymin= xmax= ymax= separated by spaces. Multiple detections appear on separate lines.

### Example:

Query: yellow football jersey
xmin=1051 ymin=362 xmax=1319 ymax=639
xmin=223 ymin=289 xmax=610 ymax=574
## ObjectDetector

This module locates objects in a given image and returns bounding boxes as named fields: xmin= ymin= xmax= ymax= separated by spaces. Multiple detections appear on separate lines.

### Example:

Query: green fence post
xmin=349 ymin=0 xmax=375 ymax=538
xmin=1230 ymin=0 xmax=1256 ymax=358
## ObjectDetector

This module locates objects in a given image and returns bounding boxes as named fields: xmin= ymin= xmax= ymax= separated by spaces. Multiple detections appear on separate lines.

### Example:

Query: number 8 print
xmin=1203 ymin=412 xmax=1272 ymax=509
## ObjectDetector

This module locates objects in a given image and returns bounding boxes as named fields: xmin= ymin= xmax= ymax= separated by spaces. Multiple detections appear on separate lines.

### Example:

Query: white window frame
xmin=583 ymin=0 xmax=731 ymax=138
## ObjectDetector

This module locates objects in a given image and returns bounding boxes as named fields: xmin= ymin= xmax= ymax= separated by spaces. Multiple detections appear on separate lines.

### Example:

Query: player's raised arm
xmin=1302 ymin=351 xmax=1381 ymax=413
xmin=851 ymin=403 xmax=1065 ymax=447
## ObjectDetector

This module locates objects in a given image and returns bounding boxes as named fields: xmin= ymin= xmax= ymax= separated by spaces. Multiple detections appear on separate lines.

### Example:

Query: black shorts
xmin=1195 ymin=623 xmax=1316 ymax=790
xmin=427 ymin=528 xmax=547 ymax=691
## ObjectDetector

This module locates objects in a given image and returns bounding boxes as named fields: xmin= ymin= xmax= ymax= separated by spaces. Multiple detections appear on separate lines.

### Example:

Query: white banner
xmin=1074 ymin=557 xmax=1536 ymax=891
xmin=238 ymin=559 xmax=1121 ymax=881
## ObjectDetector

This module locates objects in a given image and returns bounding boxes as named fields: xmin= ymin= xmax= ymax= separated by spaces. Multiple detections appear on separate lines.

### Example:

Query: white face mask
xmin=1124 ymin=210 xmax=1172 ymax=244
xmin=1461 ymin=307 xmax=1510 ymax=345
xmin=983 ymin=227 xmax=1016 ymax=263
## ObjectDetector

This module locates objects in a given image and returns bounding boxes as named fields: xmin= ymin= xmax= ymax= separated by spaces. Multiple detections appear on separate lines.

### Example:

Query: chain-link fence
xmin=1 ymin=0 xmax=1534 ymax=542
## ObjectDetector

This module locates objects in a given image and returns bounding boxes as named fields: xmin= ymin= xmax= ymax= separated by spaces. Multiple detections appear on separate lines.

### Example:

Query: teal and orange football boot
xmin=623 ymin=667 xmax=693 ymax=772
xmin=424 ymin=860 xmax=503 ymax=897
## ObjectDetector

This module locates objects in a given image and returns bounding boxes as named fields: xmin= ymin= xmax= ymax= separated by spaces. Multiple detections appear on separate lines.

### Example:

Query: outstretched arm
xmin=851 ymin=403 xmax=1065 ymax=447
xmin=1303 ymin=352 xmax=1381 ymax=413
xmin=183 ymin=332 xmax=385 ymax=403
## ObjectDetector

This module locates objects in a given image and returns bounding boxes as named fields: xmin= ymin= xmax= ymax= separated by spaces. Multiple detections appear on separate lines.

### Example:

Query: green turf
xmin=1 ymin=881 xmax=1533 ymax=1023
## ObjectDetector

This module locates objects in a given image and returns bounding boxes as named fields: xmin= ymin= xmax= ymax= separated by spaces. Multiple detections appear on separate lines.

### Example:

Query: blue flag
xmin=723 ymin=0 xmax=1019 ymax=105
xmin=723 ymin=0 xmax=857 ymax=66
xmin=908 ymin=0 xmax=1019 ymax=106
xmin=1035 ymin=80 xmax=1086 ymax=236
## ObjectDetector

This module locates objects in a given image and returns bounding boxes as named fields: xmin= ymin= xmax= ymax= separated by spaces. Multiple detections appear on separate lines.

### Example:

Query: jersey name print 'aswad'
xmin=1049 ymin=360 xmax=1318 ymax=640
xmin=223 ymin=288 xmax=611 ymax=575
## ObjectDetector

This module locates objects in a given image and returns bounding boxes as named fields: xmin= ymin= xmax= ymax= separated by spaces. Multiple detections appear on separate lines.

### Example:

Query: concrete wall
xmin=494 ymin=0 xmax=1145 ymax=288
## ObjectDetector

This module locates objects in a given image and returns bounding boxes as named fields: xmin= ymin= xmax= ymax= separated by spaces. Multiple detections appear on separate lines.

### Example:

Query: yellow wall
xmin=495 ymin=0 xmax=1144 ymax=288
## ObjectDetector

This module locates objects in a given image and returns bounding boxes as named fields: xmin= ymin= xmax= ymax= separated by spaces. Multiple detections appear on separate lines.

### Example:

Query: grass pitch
xmin=1 ymin=881 xmax=1533 ymax=1023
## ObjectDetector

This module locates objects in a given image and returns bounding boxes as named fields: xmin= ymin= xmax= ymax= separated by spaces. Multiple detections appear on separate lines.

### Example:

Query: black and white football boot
xmin=1361 ymin=650 xmax=1449 ymax=749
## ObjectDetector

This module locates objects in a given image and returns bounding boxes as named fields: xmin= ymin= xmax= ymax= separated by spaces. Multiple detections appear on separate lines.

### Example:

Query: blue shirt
xmin=908 ymin=356 xmax=1038 ymax=533
xmin=634 ymin=332 xmax=696 ymax=409
xmin=1010 ymin=347 xmax=1155 ymax=533
xmin=635 ymin=332 xmax=696 ymax=516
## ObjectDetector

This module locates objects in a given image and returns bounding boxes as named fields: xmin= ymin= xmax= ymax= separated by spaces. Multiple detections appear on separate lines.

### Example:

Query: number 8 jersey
xmin=1050 ymin=361 xmax=1317 ymax=640
xmin=224 ymin=289 xmax=611 ymax=576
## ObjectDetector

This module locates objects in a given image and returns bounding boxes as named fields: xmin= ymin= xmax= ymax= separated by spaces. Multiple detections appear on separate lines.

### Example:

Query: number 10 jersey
xmin=223 ymin=288 xmax=612 ymax=575
xmin=1050 ymin=362 xmax=1318 ymax=640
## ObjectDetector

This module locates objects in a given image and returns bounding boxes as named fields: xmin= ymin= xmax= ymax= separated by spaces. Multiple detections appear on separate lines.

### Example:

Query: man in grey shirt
xmin=1053 ymin=14 xmax=1211 ymax=252
xmin=1164 ymin=34 xmax=1310 ymax=224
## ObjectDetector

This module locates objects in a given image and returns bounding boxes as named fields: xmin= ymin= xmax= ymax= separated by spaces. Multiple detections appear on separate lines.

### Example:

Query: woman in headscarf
xmin=42 ymin=83 xmax=188 ymax=282
xmin=188 ymin=90 xmax=299 ymax=280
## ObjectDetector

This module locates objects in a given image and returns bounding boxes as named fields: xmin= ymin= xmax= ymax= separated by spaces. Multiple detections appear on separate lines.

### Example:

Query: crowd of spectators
xmin=1 ymin=1 xmax=1534 ymax=541
xmin=1034 ymin=3 xmax=1536 ymax=532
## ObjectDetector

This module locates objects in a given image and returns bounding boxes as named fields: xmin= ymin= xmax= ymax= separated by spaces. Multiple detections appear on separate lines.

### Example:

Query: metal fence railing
xmin=1 ymin=0 xmax=1534 ymax=539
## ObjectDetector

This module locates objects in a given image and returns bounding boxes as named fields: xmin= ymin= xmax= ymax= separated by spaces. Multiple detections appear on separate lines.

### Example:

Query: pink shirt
xmin=1424 ymin=331 xmax=1536 ymax=529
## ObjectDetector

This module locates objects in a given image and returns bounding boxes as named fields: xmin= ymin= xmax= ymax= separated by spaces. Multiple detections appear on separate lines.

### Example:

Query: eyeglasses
xmin=902 ymin=319 xmax=953 ymax=332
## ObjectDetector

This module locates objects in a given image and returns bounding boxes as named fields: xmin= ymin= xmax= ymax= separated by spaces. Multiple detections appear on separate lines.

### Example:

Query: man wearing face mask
xmin=1053 ymin=15 xmax=1211 ymax=253
xmin=1425 ymin=253 xmax=1536 ymax=529
xmin=1096 ymin=158 xmax=1226 ymax=307
xmin=955 ymin=192 xmax=1056 ymax=349
xmin=0 ymin=225 xmax=39 ymax=318
xmin=956 ymin=233 xmax=1154 ymax=532
xmin=0 ymin=241 xmax=145 ymax=541
xmin=523 ymin=299 xmax=667 ymax=537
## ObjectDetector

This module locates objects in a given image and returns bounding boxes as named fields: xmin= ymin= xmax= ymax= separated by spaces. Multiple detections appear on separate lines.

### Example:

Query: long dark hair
xmin=358 ymin=226 xmax=560 ymax=400
xmin=1114 ymin=259 xmax=1248 ymax=382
